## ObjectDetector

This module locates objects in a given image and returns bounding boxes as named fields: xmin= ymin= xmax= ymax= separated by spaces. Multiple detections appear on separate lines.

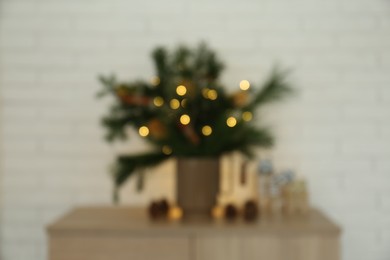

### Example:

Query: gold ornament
xmin=147 ymin=119 xmax=167 ymax=139
xmin=168 ymin=206 xmax=183 ymax=220
xmin=212 ymin=206 xmax=224 ymax=220
xmin=232 ymin=91 xmax=249 ymax=107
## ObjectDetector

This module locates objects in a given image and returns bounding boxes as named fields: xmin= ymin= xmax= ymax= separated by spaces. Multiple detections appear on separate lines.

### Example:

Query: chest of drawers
xmin=48 ymin=207 xmax=340 ymax=260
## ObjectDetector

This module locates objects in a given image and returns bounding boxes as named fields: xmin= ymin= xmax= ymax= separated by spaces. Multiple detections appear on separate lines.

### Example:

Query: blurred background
xmin=0 ymin=0 xmax=390 ymax=259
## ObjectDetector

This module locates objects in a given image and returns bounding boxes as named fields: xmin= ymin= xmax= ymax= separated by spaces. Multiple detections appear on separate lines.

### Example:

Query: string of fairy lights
xmin=137 ymin=77 xmax=254 ymax=151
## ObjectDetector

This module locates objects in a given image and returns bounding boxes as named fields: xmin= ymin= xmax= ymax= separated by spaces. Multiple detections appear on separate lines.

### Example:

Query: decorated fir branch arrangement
xmin=98 ymin=43 xmax=293 ymax=203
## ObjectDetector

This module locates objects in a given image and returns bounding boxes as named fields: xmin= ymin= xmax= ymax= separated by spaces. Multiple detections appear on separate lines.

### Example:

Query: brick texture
xmin=1 ymin=0 xmax=390 ymax=259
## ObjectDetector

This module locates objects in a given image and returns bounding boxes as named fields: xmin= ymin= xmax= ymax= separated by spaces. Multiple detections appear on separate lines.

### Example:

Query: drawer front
xmin=195 ymin=236 xmax=279 ymax=260
xmin=195 ymin=235 xmax=339 ymax=260
xmin=50 ymin=234 xmax=190 ymax=260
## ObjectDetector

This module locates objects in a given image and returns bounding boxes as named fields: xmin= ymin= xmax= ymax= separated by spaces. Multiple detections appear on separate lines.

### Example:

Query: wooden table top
xmin=48 ymin=206 xmax=340 ymax=236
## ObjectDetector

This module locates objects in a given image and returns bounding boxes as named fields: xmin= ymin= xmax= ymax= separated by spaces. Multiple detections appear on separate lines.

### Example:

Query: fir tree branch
xmin=114 ymin=152 xmax=170 ymax=188
xmin=246 ymin=68 xmax=294 ymax=110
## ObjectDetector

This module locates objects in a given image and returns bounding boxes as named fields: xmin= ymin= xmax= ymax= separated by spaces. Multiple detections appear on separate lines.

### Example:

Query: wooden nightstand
xmin=47 ymin=207 xmax=341 ymax=260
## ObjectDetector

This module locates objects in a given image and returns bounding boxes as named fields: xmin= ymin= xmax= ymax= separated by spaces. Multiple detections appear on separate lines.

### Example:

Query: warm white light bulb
xmin=226 ymin=117 xmax=237 ymax=127
xmin=242 ymin=111 xmax=253 ymax=122
xmin=153 ymin=97 xmax=164 ymax=107
xmin=181 ymin=99 xmax=187 ymax=108
xmin=202 ymin=88 xmax=210 ymax=98
xmin=151 ymin=76 xmax=160 ymax=86
xmin=207 ymin=89 xmax=218 ymax=100
xmin=180 ymin=114 xmax=191 ymax=125
xmin=202 ymin=125 xmax=213 ymax=136
xmin=139 ymin=126 xmax=149 ymax=137
xmin=176 ymin=85 xmax=187 ymax=96
xmin=170 ymin=99 xmax=180 ymax=109
xmin=239 ymin=80 xmax=250 ymax=91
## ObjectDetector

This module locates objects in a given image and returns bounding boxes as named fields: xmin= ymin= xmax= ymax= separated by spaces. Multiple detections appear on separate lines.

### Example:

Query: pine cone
xmin=148 ymin=201 xmax=162 ymax=219
xmin=224 ymin=204 xmax=238 ymax=221
xmin=148 ymin=199 xmax=170 ymax=220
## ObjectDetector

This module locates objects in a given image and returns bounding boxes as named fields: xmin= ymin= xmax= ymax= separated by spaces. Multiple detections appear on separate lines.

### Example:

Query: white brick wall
xmin=1 ymin=0 xmax=390 ymax=259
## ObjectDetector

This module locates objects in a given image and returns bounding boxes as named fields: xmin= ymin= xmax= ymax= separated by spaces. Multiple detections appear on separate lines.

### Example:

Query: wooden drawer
xmin=195 ymin=235 xmax=339 ymax=260
xmin=49 ymin=234 xmax=190 ymax=260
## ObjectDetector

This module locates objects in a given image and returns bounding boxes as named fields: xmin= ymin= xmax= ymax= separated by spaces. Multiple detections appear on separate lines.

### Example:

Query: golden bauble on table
xmin=211 ymin=206 xmax=224 ymax=220
xmin=168 ymin=206 xmax=183 ymax=221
